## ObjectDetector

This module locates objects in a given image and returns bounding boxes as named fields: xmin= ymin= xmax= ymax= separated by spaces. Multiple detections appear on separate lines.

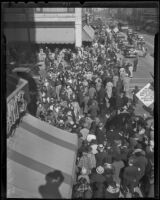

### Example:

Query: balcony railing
xmin=7 ymin=78 xmax=29 ymax=138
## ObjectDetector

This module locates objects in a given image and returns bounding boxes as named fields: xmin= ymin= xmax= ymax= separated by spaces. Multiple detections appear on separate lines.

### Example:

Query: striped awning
xmin=82 ymin=24 xmax=95 ymax=42
xmin=7 ymin=114 xmax=78 ymax=198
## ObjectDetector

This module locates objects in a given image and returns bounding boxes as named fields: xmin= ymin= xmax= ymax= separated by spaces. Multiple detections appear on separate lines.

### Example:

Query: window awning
xmin=82 ymin=24 xmax=95 ymax=42
xmin=5 ymin=28 xmax=75 ymax=44
xmin=7 ymin=114 xmax=78 ymax=198
xmin=32 ymin=28 xmax=75 ymax=44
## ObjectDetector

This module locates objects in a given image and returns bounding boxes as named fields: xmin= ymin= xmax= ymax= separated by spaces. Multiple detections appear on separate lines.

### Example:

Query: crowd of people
xmin=16 ymin=23 xmax=153 ymax=198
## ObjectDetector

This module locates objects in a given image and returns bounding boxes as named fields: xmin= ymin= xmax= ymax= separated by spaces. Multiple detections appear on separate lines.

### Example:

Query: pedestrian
xmin=96 ymin=123 xmax=106 ymax=145
xmin=133 ymin=53 xmax=139 ymax=72
xmin=55 ymin=76 xmax=62 ymax=101
xmin=90 ymin=166 xmax=106 ymax=197
xmin=77 ymin=147 xmax=92 ymax=175
xmin=116 ymin=77 xmax=123 ymax=96
xmin=112 ymin=156 xmax=125 ymax=185
xmin=95 ymin=144 xmax=108 ymax=167
xmin=132 ymin=86 xmax=139 ymax=106
xmin=88 ymin=101 xmax=99 ymax=120
xmin=123 ymin=74 xmax=130 ymax=98
xmin=121 ymin=157 xmax=143 ymax=195
xmin=128 ymin=63 xmax=133 ymax=78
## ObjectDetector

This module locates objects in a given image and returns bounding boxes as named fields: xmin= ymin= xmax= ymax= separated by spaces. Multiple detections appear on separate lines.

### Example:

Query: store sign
xmin=7 ymin=90 xmax=27 ymax=136
xmin=136 ymin=83 xmax=154 ymax=107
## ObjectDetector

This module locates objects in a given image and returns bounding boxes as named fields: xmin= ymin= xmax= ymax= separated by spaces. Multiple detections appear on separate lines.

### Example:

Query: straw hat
xmin=96 ymin=166 xmax=104 ymax=175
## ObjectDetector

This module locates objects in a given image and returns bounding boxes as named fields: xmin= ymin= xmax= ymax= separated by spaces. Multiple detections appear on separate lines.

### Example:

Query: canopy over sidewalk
xmin=7 ymin=114 xmax=78 ymax=198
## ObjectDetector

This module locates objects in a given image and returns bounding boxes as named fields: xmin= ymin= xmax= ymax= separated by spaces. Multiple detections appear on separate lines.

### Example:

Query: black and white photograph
xmin=2 ymin=2 xmax=159 ymax=199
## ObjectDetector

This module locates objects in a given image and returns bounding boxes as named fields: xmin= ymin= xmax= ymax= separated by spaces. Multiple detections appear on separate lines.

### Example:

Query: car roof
xmin=12 ymin=67 xmax=31 ymax=73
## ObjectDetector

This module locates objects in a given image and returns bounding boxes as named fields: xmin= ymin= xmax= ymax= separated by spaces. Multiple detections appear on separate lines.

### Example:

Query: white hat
xmin=138 ymin=167 xmax=141 ymax=171
xmin=96 ymin=166 xmax=104 ymax=174
xmin=139 ymin=128 xmax=145 ymax=135
xmin=70 ymin=121 xmax=74 ymax=125
xmin=49 ymin=105 xmax=54 ymax=111
xmin=143 ymin=113 xmax=147 ymax=118
xmin=86 ymin=134 xmax=96 ymax=142
xmin=67 ymin=111 xmax=72 ymax=116
xmin=133 ymin=148 xmax=146 ymax=156
xmin=81 ymin=167 xmax=87 ymax=175
xmin=104 ymin=163 xmax=112 ymax=169
xmin=133 ymin=148 xmax=142 ymax=154
xmin=59 ymin=120 xmax=64 ymax=124
xmin=150 ymin=140 xmax=154 ymax=147
xmin=151 ymin=125 xmax=154 ymax=130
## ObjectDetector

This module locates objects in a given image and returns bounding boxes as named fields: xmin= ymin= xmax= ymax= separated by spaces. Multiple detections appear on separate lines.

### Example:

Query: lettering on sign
xmin=136 ymin=83 xmax=154 ymax=107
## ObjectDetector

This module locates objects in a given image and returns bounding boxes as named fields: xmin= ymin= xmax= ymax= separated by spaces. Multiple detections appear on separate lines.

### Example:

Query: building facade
xmin=3 ymin=7 xmax=82 ymax=47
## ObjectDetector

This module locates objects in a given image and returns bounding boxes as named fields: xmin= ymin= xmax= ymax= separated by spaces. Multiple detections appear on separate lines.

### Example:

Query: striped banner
xmin=7 ymin=114 xmax=78 ymax=198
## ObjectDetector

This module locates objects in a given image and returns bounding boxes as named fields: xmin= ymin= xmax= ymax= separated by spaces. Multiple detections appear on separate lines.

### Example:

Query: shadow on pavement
xmin=39 ymin=170 xmax=64 ymax=199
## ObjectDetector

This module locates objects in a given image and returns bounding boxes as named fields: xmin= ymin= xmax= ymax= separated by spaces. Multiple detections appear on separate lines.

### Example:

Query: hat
xmin=133 ymin=149 xmax=143 ymax=154
xmin=99 ymin=122 xmax=104 ymax=128
xmin=97 ymin=144 xmax=104 ymax=151
xmin=139 ymin=128 xmax=145 ymax=135
xmin=96 ymin=166 xmax=104 ymax=174
xmin=70 ymin=121 xmax=74 ymax=125
xmin=106 ymin=182 xmax=120 ymax=193
xmin=150 ymin=140 xmax=154 ymax=147
xmin=105 ymin=113 xmax=110 ymax=119
xmin=81 ymin=167 xmax=87 ymax=175
xmin=143 ymin=113 xmax=147 ymax=118
xmin=104 ymin=163 xmax=113 ymax=169
xmin=59 ymin=120 xmax=64 ymax=124
xmin=67 ymin=111 xmax=72 ymax=116
xmin=86 ymin=134 xmax=96 ymax=142
xmin=49 ymin=105 xmax=54 ymax=111
xmin=73 ymin=124 xmax=77 ymax=129
xmin=103 ymin=155 xmax=113 ymax=167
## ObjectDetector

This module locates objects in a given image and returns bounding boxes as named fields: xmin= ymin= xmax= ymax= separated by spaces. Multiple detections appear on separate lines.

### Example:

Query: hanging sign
xmin=136 ymin=83 xmax=154 ymax=107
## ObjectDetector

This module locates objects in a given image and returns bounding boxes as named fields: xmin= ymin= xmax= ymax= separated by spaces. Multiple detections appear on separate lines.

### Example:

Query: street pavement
xmin=129 ymin=53 xmax=154 ymax=118
xmin=141 ymin=33 xmax=154 ymax=56
xmin=118 ymin=30 xmax=154 ymax=91
xmin=129 ymin=53 xmax=154 ymax=90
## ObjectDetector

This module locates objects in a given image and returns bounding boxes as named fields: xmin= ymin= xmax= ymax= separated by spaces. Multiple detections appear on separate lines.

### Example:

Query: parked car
xmin=123 ymin=45 xmax=137 ymax=58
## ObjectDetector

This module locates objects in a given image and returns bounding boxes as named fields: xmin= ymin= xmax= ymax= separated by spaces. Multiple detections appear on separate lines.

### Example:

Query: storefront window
xmin=35 ymin=8 xmax=75 ymax=13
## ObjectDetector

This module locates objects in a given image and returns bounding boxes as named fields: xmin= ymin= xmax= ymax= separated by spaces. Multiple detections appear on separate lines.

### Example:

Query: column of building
xmin=75 ymin=8 xmax=82 ymax=47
